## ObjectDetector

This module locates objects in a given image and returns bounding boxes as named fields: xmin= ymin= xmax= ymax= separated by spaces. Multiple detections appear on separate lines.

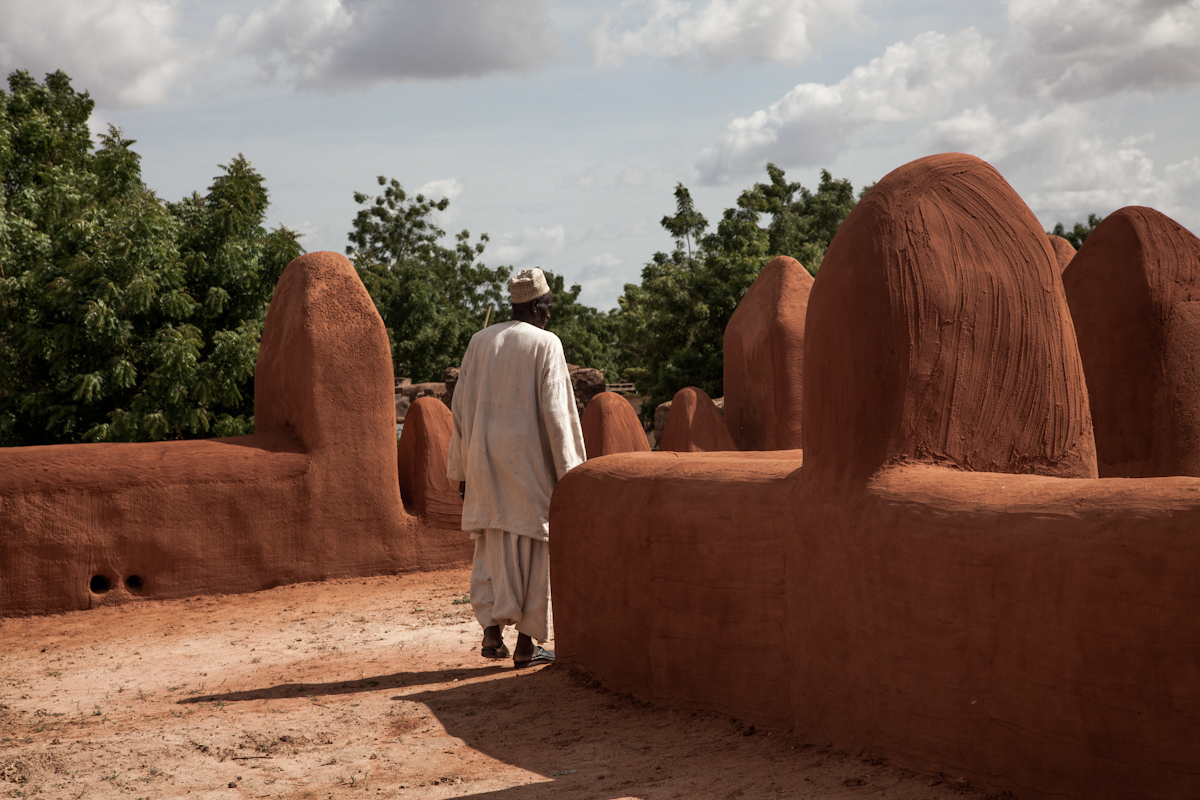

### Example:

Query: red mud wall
xmin=798 ymin=155 xmax=1200 ymax=799
xmin=834 ymin=466 xmax=1200 ymax=800
xmin=802 ymin=153 xmax=1096 ymax=488
xmin=550 ymin=153 xmax=1200 ymax=800
xmin=1062 ymin=207 xmax=1200 ymax=477
xmin=397 ymin=396 xmax=468 ymax=530
xmin=723 ymin=255 xmax=811 ymax=450
xmin=580 ymin=392 xmax=650 ymax=457
xmin=0 ymin=252 xmax=469 ymax=617
xmin=658 ymin=387 xmax=737 ymax=453
xmin=551 ymin=450 xmax=802 ymax=728
xmin=1047 ymin=233 xmax=1076 ymax=272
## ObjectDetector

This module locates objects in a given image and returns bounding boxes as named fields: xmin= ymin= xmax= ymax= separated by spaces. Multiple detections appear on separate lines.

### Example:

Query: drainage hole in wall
xmin=89 ymin=575 xmax=112 ymax=594
xmin=125 ymin=575 xmax=144 ymax=591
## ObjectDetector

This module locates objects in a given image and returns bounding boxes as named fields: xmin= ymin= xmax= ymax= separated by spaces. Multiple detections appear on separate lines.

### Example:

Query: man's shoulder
xmin=470 ymin=321 xmax=514 ymax=345
xmin=492 ymin=322 xmax=563 ymax=351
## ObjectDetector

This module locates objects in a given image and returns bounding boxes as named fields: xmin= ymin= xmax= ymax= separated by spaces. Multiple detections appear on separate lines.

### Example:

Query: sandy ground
xmin=1 ymin=568 xmax=1015 ymax=800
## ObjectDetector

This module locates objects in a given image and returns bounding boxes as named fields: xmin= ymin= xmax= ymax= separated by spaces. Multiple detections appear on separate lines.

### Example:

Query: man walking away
xmin=447 ymin=268 xmax=587 ymax=668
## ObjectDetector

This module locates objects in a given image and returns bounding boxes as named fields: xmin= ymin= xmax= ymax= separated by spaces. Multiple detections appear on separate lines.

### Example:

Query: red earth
xmin=1 ymin=567 xmax=1012 ymax=799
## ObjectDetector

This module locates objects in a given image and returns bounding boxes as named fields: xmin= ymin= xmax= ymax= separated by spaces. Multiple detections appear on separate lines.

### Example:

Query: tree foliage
xmin=0 ymin=69 xmax=864 ymax=445
xmin=617 ymin=165 xmax=860 ymax=419
xmin=1049 ymin=213 xmax=1104 ymax=249
xmin=347 ymin=176 xmax=509 ymax=383
xmin=346 ymin=177 xmax=628 ymax=383
xmin=738 ymin=164 xmax=857 ymax=276
xmin=0 ymin=70 xmax=302 ymax=446
xmin=541 ymin=271 xmax=620 ymax=377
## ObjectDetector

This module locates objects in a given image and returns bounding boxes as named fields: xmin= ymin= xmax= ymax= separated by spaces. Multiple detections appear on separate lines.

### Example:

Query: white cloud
xmin=925 ymin=103 xmax=1200 ymax=233
xmin=588 ymin=252 xmax=624 ymax=269
xmin=0 ymin=0 xmax=193 ymax=106
xmin=591 ymin=0 xmax=863 ymax=67
xmin=415 ymin=177 xmax=465 ymax=229
xmin=1005 ymin=0 xmax=1200 ymax=99
xmin=489 ymin=224 xmax=568 ymax=267
xmin=696 ymin=28 xmax=993 ymax=182
xmin=415 ymin=177 xmax=463 ymax=202
xmin=562 ymin=164 xmax=652 ymax=192
xmin=289 ymin=219 xmax=329 ymax=249
xmin=1166 ymin=157 xmax=1200 ymax=191
xmin=234 ymin=0 xmax=561 ymax=89
xmin=564 ymin=252 xmax=626 ymax=310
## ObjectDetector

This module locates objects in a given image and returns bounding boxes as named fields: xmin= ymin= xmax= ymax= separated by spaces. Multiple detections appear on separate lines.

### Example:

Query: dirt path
xmin=1 ymin=569 xmax=1011 ymax=799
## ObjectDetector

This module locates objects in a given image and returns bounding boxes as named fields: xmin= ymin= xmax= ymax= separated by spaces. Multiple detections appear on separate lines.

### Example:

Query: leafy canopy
xmin=0 ymin=71 xmax=866 ymax=444
xmin=617 ymin=164 xmax=861 ymax=420
xmin=346 ymin=177 xmax=625 ymax=382
xmin=540 ymin=271 xmax=620 ymax=377
xmin=1049 ymin=213 xmax=1104 ymax=249
xmin=0 ymin=69 xmax=302 ymax=446
xmin=737 ymin=164 xmax=859 ymax=277
xmin=346 ymin=176 xmax=510 ymax=383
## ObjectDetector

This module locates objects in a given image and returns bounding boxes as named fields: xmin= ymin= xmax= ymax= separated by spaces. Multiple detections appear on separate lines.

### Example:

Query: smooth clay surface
xmin=551 ymin=449 xmax=802 ymax=729
xmin=1063 ymin=206 xmax=1200 ymax=477
xmin=723 ymin=255 xmax=811 ymax=450
xmin=0 ymin=252 xmax=470 ymax=618
xmin=580 ymin=391 xmax=650 ymax=457
xmin=551 ymin=153 xmax=1200 ymax=800
xmin=397 ymin=396 xmax=469 ymax=529
xmin=657 ymin=386 xmax=738 ymax=452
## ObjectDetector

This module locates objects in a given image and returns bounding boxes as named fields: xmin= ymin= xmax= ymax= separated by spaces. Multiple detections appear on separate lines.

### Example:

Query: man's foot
xmin=514 ymin=646 xmax=554 ymax=668
xmin=513 ymin=632 xmax=553 ymax=668
xmin=480 ymin=625 xmax=509 ymax=659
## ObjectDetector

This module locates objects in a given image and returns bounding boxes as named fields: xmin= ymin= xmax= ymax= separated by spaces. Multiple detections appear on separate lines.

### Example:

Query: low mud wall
xmin=549 ymin=154 xmax=1200 ymax=800
xmin=0 ymin=252 xmax=469 ymax=617
xmin=552 ymin=450 xmax=801 ymax=729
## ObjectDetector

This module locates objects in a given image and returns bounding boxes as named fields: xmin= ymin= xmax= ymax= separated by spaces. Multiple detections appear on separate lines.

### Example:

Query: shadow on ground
xmin=179 ymin=661 xmax=998 ymax=799
xmin=178 ymin=664 xmax=508 ymax=703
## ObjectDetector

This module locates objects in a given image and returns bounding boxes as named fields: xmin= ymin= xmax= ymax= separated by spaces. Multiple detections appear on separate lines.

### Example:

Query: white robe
xmin=447 ymin=320 xmax=587 ymax=540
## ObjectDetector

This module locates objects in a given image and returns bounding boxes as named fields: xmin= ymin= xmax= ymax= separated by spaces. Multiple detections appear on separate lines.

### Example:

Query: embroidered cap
xmin=509 ymin=268 xmax=551 ymax=304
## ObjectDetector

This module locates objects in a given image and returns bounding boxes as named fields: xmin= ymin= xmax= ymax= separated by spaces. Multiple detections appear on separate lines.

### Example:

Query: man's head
xmin=509 ymin=268 xmax=553 ymax=329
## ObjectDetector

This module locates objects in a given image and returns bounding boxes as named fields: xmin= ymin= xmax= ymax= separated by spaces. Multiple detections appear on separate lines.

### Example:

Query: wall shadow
xmin=178 ymin=665 xmax=507 ymax=703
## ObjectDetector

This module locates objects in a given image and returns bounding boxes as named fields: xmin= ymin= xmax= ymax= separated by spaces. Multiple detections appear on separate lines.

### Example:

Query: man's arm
xmin=447 ymin=344 xmax=472 ymax=484
xmin=539 ymin=339 xmax=587 ymax=480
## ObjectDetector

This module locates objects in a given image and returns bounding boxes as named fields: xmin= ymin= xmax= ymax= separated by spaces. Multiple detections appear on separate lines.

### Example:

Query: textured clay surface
xmin=723 ymin=255 xmax=811 ymax=450
xmin=1063 ymin=206 xmax=1200 ymax=477
xmin=551 ymin=154 xmax=1200 ymax=800
xmin=397 ymin=396 xmax=467 ymax=528
xmin=579 ymin=391 xmax=650 ymax=457
xmin=803 ymin=152 xmax=1096 ymax=488
xmin=657 ymin=387 xmax=738 ymax=452
xmin=0 ymin=568 xmax=1009 ymax=799
xmin=1047 ymin=233 xmax=1076 ymax=272
xmin=0 ymin=252 xmax=469 ymax=618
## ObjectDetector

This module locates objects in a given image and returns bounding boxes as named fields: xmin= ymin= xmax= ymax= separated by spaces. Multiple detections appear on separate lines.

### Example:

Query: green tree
xmin=738 ymin=164 xmax=856 ymax=276
xmin=1049 ymin=213 xmax=1104 ymax=249
xmin=347 ymin=176 xmax=509 ymax=383
xmin=541 ymin=271 xmax=620 ymax=379
xmin=616 ymin=165 xmax=861 ymax=421
xmin=618 ymin=190 xmax=769 ymax=419
xmin=0 ymin=70 xmax=302 ymax=446
xmin=660 ymin=182 xmax=708 ymax=262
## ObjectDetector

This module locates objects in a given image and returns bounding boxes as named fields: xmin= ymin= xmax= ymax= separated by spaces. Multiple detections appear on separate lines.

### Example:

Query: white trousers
xmin=470 ymin=528 xmax=550 ymax=643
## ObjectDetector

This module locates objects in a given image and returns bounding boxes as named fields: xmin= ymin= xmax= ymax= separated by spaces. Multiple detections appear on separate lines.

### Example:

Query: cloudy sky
xmin=2 ymin=0 xmax=1198 ymax=308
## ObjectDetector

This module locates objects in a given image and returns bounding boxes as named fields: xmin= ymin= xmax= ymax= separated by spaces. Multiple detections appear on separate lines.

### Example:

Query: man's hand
xmin=459 ymin=481 xmax=466 ymax=499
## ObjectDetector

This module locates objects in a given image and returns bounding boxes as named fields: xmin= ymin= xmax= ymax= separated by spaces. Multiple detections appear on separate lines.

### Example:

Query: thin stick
xmin=482 ymin=304 xmax=493 ymax=329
